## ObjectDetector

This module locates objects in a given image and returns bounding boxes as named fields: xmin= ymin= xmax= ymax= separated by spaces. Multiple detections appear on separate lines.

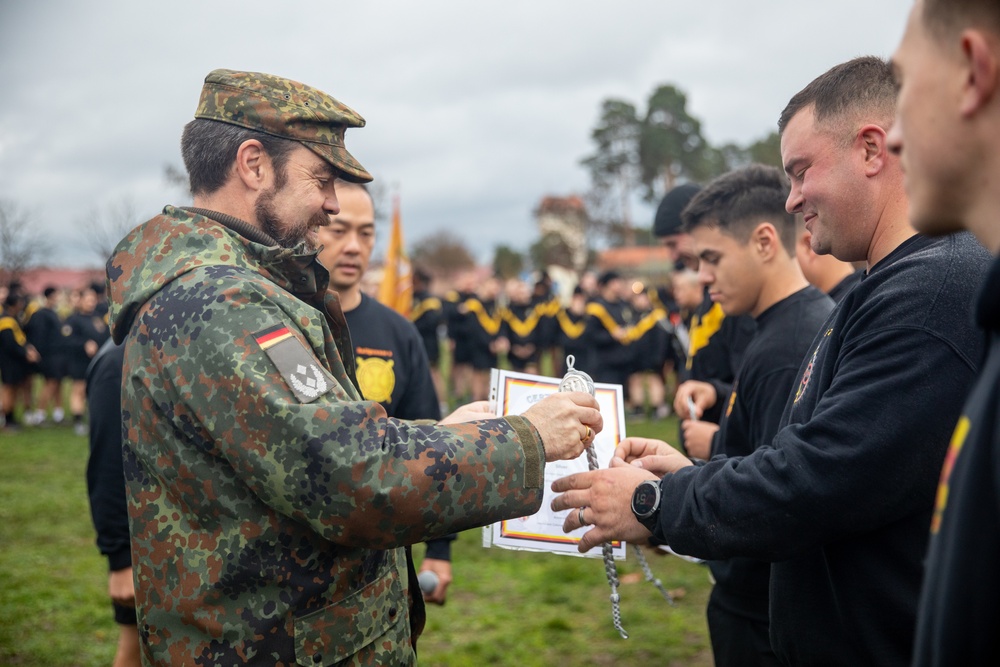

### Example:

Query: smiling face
xmin=887 ymin=0 xmax=969 ymax=236
xmin=316 ymin=183 xmax=375 ymax=296
xmin=781 ymin=107 xmax=873 ymax=263
xmin=691 ymin=224 xmax=763 ymax=317
xmin=254 ymin=145 xmax=340 ymax=249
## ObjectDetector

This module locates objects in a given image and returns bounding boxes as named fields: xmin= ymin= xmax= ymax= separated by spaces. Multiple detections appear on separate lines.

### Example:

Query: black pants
xmin=706 ymin=587 xmax=781 ymax=667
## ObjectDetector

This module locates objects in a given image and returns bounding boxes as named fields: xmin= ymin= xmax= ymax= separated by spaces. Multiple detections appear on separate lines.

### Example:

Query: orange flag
xmin=377 ymin=195 xmax=412 ymax=317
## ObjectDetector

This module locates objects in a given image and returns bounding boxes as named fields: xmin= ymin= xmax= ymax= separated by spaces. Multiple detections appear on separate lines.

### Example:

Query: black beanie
xmin=653 ymin=182 xmax=702 ymax=238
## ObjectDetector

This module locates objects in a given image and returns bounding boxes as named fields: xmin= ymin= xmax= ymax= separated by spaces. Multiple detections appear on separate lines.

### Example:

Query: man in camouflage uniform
xmin=106 ymin=69 xmax=602 ymax=666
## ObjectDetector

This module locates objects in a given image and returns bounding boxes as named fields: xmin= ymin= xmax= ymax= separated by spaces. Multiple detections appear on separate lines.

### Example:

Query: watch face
xmin=632 ymin=480 xmax=659 ymax=518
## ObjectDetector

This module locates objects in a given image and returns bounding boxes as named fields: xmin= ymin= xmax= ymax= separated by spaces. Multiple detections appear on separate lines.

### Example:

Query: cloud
xmin=0 ymin=0 xmax=911 ymax=270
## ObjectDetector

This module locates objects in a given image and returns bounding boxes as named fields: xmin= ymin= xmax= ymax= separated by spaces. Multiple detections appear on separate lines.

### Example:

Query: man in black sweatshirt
xmin=655 ymin=184 xmax=756 ymax=458
xmin=552 ymin=56 xmax=990 ymax=666
xmin=85 ymin=339 xmax=140 ymax=667
xmin=888 ymin=2 xmax=1000 ymax=663
xmin=678 ymin=165 xmax=834 ymax=666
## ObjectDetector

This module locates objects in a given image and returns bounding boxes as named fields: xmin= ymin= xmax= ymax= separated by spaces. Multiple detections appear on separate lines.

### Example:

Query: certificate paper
xmin=482 ymin=368 xmax=628 ymax=560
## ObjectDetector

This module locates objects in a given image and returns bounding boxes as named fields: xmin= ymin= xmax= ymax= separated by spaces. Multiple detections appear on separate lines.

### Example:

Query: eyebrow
xmin=783 ymin=157 xmax=804 ymax=177
xmin=330 ymin=219 xmax=375 ymax=230
xmin=314 ymin=164 xmax=336 ymax=179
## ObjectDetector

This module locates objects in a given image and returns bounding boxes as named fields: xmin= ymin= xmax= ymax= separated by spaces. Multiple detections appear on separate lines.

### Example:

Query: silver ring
xmin=578 ymin=507 xmax=588 ymax=526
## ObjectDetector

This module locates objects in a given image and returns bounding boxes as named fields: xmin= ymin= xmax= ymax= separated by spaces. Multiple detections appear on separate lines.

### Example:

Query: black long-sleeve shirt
xmin=654 ymin=233 xmax=989 ymax=666
xmin=913 ymin=254 xmax=1000 ymax=666
xmin=85 ymin=339 xmax=131 ymax=571
xmin=708 ymin=286 xmax=834 ymax=620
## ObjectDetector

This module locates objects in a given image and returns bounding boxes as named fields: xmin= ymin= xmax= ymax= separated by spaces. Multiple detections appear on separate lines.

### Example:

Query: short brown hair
xmin=181 ymin=119 xmax=299 ymax=196
xmin=922 ymin=0 xmax=1000 ymax=39
xmin=681 ymin=164 xmax=797 ymax=254
xmin=777 ymin=56 xmax=896 ymax=138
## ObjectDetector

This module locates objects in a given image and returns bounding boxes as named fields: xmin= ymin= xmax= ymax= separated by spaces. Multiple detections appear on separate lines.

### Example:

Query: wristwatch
xmin=631 ymin=479 xmax=662 ymax=531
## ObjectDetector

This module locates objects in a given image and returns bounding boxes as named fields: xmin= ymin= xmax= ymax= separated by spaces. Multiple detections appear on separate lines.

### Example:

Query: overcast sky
xmin=0 ymin=0 xmax=912 ymax=269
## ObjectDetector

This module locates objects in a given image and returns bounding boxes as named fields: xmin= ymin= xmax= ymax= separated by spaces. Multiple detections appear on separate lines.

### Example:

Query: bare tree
xmin=367 ymin=179 xmax=391 ymax=226
xmin=0 ymin=199 xmax=53 ymax=283
xmin=78 ymin=197 xmax=143 ymax=263
xmin=163 ymin=163 xmax=191 ymax=201
xmin=411 ymin=230 xmax=476 ymax=279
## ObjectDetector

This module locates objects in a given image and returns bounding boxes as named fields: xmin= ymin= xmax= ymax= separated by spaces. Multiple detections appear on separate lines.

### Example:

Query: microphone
xmin=418 ymin=570 xmax=439 ymax=595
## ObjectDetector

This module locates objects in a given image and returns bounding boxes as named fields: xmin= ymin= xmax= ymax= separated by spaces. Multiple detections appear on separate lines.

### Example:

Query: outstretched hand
xmin=550 ymin=458 xmax=658 ymax=552
xmin=439 ymin=401 xmax=495 ymax=425
xmin=615 ymin=437 xmax=694 ymax=476
xmin=523 ymin=392 xmax=603 ymax=462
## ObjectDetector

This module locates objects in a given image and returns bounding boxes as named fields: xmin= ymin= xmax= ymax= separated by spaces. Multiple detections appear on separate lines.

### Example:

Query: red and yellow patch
xmin=254 ymin=324 xmax=294 ymax=350
xmin=253 ymin=323 xmax=336 ymax=404
xmin=931 ymin=416 xmax=971 ymax=534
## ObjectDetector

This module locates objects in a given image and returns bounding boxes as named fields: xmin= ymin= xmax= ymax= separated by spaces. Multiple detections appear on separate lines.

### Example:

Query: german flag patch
xmin=254 ymin=324 xmax=336 ymax=403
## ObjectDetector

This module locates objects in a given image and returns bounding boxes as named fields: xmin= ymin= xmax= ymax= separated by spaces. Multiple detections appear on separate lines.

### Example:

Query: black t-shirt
xmin=913 ymin=253 xmax=1000 ymax=666
xmin=501 ymin=301 xmax=541 ymax=368
xmin=343 ymin=294 xmax=441 ymax=422
xmin=555 ymin=306 xmax=593 ymax=375
xmin=585 ymin=296 xmax=634 ymax=384
xmin=654 ymin=233 xmax=989 ymax=666
xmin=709 ymin=286 xmax=834 ymax=619
xmin=629 ymin=307 xmax=670 ymax=373
xmin=343 ymin=294 xmax=453 ymax=560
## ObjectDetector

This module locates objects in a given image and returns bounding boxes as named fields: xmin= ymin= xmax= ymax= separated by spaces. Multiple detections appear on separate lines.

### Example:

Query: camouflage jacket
xmin=107 ymin=206 xmax=545 ymax=666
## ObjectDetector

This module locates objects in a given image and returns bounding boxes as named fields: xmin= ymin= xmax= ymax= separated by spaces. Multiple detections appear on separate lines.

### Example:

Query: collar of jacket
xmin=181 ymin=207 xmax=329 ymax=299
xmin=182 ymin=207 xmax=359 ymax=383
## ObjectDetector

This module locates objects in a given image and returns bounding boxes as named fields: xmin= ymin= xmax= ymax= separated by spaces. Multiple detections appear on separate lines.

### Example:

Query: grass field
xmin=0 ymin=415 xmax=713 ymax=666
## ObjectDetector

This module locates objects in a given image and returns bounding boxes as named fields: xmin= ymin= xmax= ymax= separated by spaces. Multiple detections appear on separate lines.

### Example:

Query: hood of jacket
xmin=107 ymin=205 xmax=332 ymax=344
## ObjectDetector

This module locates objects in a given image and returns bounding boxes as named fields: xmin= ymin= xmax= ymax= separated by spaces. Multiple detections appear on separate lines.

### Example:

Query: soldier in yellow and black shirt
xmin=461 ymin=277 xmax=503 ymax=401
xmin=0 ymin=293 xmax=40 ymax=430
xmin=443 ymin=273 xmax=478 ymax=403
xmin=585 ymin=271 xmax=635 ymax=391
xmin=411 ymin=267 xmax=445 ymax=410
xmin=499 ymin=279 xmax=542 ymax=374
xmin=556 ymin=286 xmax=592 ymax=375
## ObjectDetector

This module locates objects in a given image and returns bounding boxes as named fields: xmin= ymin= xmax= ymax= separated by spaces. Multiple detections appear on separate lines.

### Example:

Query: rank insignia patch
xmin=254 ymin=324 xmax=335 ymax=403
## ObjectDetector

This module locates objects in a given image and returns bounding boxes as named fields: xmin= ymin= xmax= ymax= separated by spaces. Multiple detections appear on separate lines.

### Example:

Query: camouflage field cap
xmin=195 ymin=69 xmax=373 ymax=183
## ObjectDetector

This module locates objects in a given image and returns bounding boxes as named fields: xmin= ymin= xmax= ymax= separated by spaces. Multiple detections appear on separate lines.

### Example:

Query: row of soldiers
xmin=0 ymin=282 xmax=111 ymax=433
xmin=408 ymin=266 xmax=687 ymax=419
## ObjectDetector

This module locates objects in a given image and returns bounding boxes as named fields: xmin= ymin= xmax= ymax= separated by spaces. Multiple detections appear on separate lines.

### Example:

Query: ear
xmin=857 ymin=124 xmax=889 ymax=177
xmin=797 ymin=228 xmax=813 ymax=254
xmin=960 ymin=29 xmax=1000 ymax=117
xmin=234 ymin=140 xmax=271 ymax=193
xmin=752 ymin=222 xmax=781 ymax=262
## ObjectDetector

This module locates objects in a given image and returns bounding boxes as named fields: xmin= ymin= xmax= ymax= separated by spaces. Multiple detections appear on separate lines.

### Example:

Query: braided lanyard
xmin=559 ymin=356 xmax=674 ymax=639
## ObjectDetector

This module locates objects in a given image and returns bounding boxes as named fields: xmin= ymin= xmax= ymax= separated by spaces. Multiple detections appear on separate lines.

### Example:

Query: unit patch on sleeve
xmin=254 ymin=324 xmax=335 ymax=403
